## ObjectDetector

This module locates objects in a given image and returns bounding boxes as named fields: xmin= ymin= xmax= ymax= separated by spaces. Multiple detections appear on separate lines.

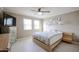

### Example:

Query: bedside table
xmin=63 ymin=32 xmax=73 ymax=43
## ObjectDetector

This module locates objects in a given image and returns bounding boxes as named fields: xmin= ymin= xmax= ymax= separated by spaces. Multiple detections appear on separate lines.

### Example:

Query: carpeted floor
xmin=10 ymin=36 xmax=79 ymax=52
xmin=53 ymin=41 xmax=79 ymax=52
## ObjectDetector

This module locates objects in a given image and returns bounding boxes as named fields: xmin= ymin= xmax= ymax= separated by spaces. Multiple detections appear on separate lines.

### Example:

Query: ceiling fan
xmin=31 ymin=8 xmax=50 ymax=15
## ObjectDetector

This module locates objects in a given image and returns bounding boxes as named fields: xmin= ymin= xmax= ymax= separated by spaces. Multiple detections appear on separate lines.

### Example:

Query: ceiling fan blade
xmin=41 ymin=11 xmax=50 ymax=13
xmin=31 ymin=10 xmax=38 ymax=12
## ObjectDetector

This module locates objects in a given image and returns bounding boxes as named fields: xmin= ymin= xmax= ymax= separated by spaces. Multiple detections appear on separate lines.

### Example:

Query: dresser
xmin=0 ymin=34 xmax=9 ymax=52
xmin=0 ymin=26 xmax=16 ymax=52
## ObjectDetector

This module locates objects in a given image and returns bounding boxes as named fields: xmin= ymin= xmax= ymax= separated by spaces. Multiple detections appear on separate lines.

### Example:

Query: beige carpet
xmin=53 ymin=41 xmax=79 ymax=52
xmin=10 ymin=36 xmax=79 ymax=52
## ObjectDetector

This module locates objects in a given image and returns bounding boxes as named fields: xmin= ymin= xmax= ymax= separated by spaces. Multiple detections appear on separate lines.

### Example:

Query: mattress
xmin=33 ymin=31 xmax=62 ymax=46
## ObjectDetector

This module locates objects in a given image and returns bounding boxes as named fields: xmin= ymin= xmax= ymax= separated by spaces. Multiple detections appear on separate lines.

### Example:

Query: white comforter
xmin=33 ymin=31 xmax=62 ymax=45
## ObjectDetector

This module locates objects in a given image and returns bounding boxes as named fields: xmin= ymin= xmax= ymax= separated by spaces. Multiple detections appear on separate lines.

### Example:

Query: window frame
xmin=23 ymin=19 xmax=32 ymax=30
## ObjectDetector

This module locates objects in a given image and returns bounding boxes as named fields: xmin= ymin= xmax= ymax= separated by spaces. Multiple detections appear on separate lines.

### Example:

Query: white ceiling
xmin=2 ymin=7 xmax=79 ymax=19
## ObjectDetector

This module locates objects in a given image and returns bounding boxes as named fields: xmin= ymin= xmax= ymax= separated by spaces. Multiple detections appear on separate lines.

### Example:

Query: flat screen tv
xmin=4 ymin=18 xmax=13 ymax=26
xmin=0 ymin=14 xmax=16 ymax=26
xmin=0 ymin=13 xmax=16 ymax=34
xmin=4 ymin=17 xmax=16 ymax=26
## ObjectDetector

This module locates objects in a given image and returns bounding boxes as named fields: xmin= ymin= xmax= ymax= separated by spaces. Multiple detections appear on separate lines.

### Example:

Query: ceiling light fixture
xmin=38 ymin=12 xmax=42 ymax=15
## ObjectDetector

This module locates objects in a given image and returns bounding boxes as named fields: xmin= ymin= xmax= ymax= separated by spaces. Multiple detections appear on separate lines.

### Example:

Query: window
xmin=24 ymin=19 xmax=32 ymax=30
xmin=34 ymin=20 xmax=40 ymax=30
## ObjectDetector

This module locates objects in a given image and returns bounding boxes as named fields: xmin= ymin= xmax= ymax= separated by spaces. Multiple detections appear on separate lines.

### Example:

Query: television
xmin=0 ymin=13 xmax=16 ymax=34
xmin=4 ymin=17 xmax=16 ymax=26
xmin=0 ymin=14 xmax=16 ymax=26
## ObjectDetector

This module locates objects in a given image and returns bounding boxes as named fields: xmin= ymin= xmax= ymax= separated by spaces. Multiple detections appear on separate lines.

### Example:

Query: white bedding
xmin=33 ymin=31 xmax=62 ymax=45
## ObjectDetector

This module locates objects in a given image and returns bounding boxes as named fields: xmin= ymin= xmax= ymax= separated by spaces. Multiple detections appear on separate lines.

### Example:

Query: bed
xmin=32 ymin=31 xmax=63 ymax=52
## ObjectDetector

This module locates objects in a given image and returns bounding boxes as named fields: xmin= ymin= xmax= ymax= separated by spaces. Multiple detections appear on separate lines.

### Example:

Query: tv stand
xmin=0 ymin=26 xmax=16 ymax=52
xmin=0 ymin=34 xmax=9 ymax=52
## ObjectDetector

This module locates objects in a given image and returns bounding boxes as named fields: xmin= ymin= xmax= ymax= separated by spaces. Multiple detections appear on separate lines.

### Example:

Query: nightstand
xmin=63 ymin=32 xmax=73 ymax=43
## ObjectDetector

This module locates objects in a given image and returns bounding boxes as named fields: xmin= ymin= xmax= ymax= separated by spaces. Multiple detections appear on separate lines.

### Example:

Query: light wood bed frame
xmin=33 ymin=38 xmax=62 ymax=52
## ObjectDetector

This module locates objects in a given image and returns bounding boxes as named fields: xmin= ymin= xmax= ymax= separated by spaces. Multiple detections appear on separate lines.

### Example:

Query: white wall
xmin=43 ymin=10 xmax=79 ymax=41
xmin=7 ymin=12 xmax=43 ymax=39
